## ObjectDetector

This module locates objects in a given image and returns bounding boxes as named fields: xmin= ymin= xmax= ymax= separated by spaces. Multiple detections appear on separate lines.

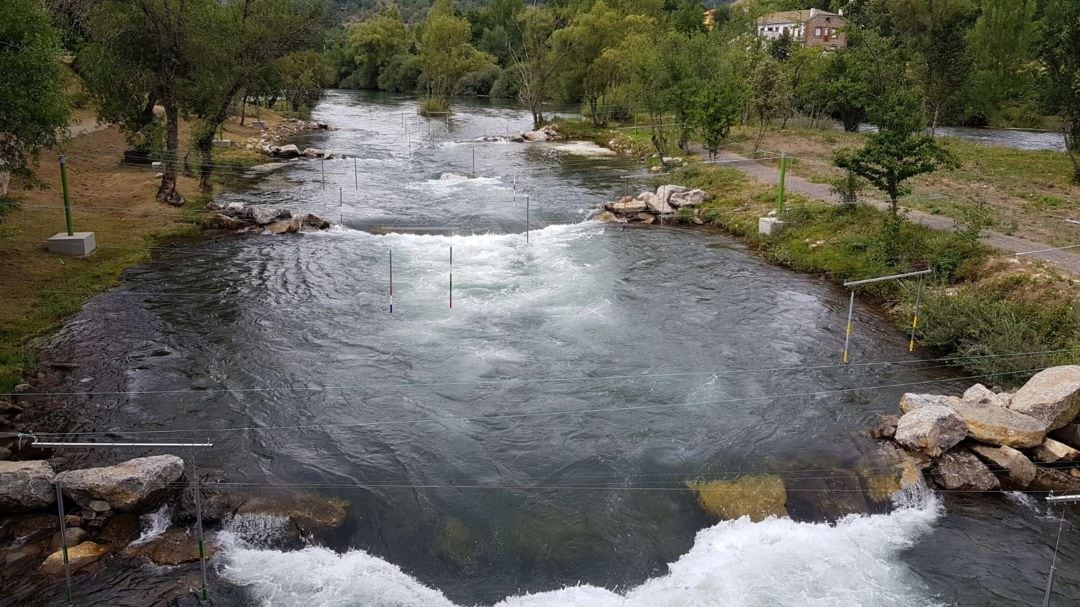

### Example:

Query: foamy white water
xmin=218 ymin=486 xmax=944 ymax=607
xmin=129 ymin=503 xmax=172 ymax=547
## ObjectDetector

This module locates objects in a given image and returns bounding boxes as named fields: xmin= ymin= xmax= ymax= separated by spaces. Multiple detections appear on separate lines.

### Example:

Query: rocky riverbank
xmin=0 ymin=453 xmax=349 ymax=584
xmin=201 ymin=200 xmax=332 ymax=234
xmin=872 ymin=365 xmax=1080 ymax=493
xmin=593 ymin=184 xmax=712 ymax=225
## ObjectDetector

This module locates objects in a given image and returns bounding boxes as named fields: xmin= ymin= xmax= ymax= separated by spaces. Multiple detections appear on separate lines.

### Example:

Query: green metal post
xmin=776 ymin=152 xmax=787 ymax=215
xmin=60 ymin=156 xmax=73 ymax=236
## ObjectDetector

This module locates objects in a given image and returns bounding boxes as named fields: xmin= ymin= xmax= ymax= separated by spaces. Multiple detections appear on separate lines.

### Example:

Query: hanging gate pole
xmin=909 ymin=277 xmax=924 ymax=352
xmin=525 ymin=195 xmax=530 ymax=243
xmin=842 ymin=291 xmax=854 ymax=364
xmin=55 ymin=482 xmax=74 ymax=606
xmin=389 ymin=250 xmax=394 ymax=314
xmin=449 ymin=246 xmax=453 ymax=309
xmin=192 ymin=456 xmax=209 ymax=603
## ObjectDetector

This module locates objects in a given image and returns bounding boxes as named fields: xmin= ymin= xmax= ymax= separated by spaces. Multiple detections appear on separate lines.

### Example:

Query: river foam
xmin=217 ymin=485 xmax=944 ymax=607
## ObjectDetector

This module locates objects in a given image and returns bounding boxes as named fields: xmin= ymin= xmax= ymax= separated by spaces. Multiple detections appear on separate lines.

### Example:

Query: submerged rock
xmin=1009 ymin=365 xmax=1080 ymax=431
xmin=932 ymin=451 xmax=999 ymax=491
xmin=122 ymin=528 xmax=216 ymax=566
xmin=39 ymin=541 xmax=109 ymax=575
xmin=894 ymin=405 xmax=967 ymax=457
xmin=0 ymin=460 xmax=55 ymax=511
xmin=235 ymin=492 xmax=349 ymax=532
xmin=686 ymin=475 xmax=788 ymax=521
xmin=55 ymin=455 xmax=184 ymax=513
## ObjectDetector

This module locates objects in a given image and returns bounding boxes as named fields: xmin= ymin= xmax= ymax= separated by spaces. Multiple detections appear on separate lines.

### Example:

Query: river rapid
xmin=6 ymin=91 xmax=1078 ymax=606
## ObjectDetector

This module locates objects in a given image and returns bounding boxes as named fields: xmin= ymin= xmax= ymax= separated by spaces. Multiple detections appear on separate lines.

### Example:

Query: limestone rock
xmin=205 ymin=213 xmax=251 ymax=230
xmin=1009 ymin=365 xmax=1080 ymax=431
xmin=644 ymin=193 xmax=674 ymax=215
xmin=686 ymin=475 xmax=787 ymax=522
xmin=250 ymin=206 xmax=280 ymax=225
xmin=55 ymin=455 xmax=184 ymax=512
xmin=87 ymin=499 xmax=111 ymax=513
xmin=1030 ymin=437 xmax=1080 ymax=464
xmin=592 ymin=211 xmax=619 ymax=223
xmin=122 ymin=528 xmax=217 ymax=566
xmin=894 ymin=405 xmax=967 ymax=457
xmin=303 ymin=214 xmax=331 ymax=230
xmin=236 ymin=492 xmax=349 ymax=532
xmin=265 ymin=217 xmax=302 ymax=235
xmin=0 ymin=460 xmax=55 ymax=511
xmin=949 ymin=400 xmax=1046 ymax=448
xmin=669 ymin=189 xmax=708 ymax=209
xmin=654 ymin=184 xmax=688 ymax=204
xmin=932 ymin=451 xmax=999 ymax=491
xmin=1050 ymin=423 xmax=1080 ymax=449
xmin=899 ymin=393 xmax=957 ymax=414
xmin=302 ymin=147 xmax=325 ymax=159
xmin=1030 ymin=467 xmax=1080 ymax=493
xmin=275 ymin=144 xmax=301 ymax=158
xmin=611 ymin=199 xmax=647 ymax=215
xmin=635 ymin=212 xmax=656 ymax=225
xmin=50 ymin=527 xmax=88 ymax=550
xmin=870 ymin=415 xmax=900 ymax=439
xmin=39 ymin=542 xmax=109 ymax=575
xmin=969 ymin=443 xmax=1037 ymax=487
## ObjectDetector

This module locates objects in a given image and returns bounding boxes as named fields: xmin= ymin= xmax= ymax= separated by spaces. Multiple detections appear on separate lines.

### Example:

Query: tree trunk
xmin=196 ymin=80 xmax=245 ymax=192
xmin=156 ymin=93 xmax=182 ymax=206
xmin=239 ymin=95 xmax=246 ymax=126
xmin=1064 ymin=125 xmax=1080 ymax=184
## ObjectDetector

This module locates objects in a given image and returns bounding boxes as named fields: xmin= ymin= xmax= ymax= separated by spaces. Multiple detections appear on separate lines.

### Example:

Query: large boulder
xmin=644 ymin=193 xmax=674 ymax=215
xmin=1030 ymin=437 xmax=1080 ymax=464
xmin=654 ymin=184 xmax=688 ymax=204
xmin=303 ymin=214 xmax=331 ymax=230
xmin=250 ymin=206 xmax=280 ymax=225
xmin=969 ymin=443 xmax=1037 ymax=487
xmin=962 ymin=384 xmax=1011 ymax=408
xmin=611 ymin=199 xmax=647 ymax=215
xmin=55 ymin=455 xmax=184 ymax=512
xmin=932 ymin=451 xmax=999 ymax=491
xmin=204 ymin=213 xmax=251 ymax=230
xmin=274 ymin=144 xmax=301 ymax=158
xmin=265 ymin=217 xmax=302 ymax=235
xmin=669 ymin=189 xmax=708 ymax=209
xmin=1050 ymin=423 xmax=1080 ymax=449
xmin=1009 ymin=366 xmax=1080 ymax=431
xmin=39 ymin=542 xmax=109 ymax=575
xmin=894 ymin=405 xmax=967 ymax=457
xmin=949 ymin=400 xmax=1046 ymax=448
xmin=899 ymin=393 xmax=957 ymax=414
xmin=1029 ymin=467 xmax=1080 ymax=493
xmin=236 ymin=491 xmax=349 ymax=533
xmin=0 ymin=461 xmax=56 ymax=511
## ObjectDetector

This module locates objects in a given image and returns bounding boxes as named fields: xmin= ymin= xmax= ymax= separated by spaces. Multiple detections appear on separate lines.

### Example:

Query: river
xmin=5 ymin=91 xmax=1078 ymax=606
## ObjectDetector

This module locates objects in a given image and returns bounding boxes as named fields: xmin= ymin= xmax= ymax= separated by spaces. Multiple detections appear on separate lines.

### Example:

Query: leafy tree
xmin=1038 ymin=0 xmax=1080 ymax=183
xmin=81 ymin=0 xmax=206 ymax=205
xmin=767 ymin=30 xmax=794 ymax=62
xmin=0 ymin=0 xmax=69 ymax=192
xmin=344 ymin=9 xmax=411 ymax=89
xmin=511 ymin=7 xmax=574 ymax=128
xmin=417 ymin=0 xmax=492 ymax=114
xmin=557 ymin=0 xmax=624 ymax=124
xmin=834 ymin=89 xmax=959 ymax=217
xmin=278 ymin=50 xmax=332 ymax=113
xmin=963 ymin=0 xmax=1037 ymax=124
xmin=691 ymin=77 xmax=741 ymax=159
xmin=747 ymin=55 xmax=791 ymax=151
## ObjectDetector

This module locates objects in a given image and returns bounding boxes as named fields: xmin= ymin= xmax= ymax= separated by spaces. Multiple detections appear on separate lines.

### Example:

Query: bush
xmin=489 ymin=68 xmax=519 ymax=99
xmin=454 ymin=64 xmax=500 ymax=97
xmin=377 ymin=54 xmax=422 ymax=94
xmin=419 ymin=96 xmax=450 ymax=116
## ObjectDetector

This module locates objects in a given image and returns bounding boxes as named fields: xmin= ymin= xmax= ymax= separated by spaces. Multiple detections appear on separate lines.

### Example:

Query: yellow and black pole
xmin=192 ymin=456 xmax=209 ymax=603
xmin=60 ymin=155 xmax=73 ymax=236
xmin=842 ymin=268 xmax=932 ymax=362
xmin=54 ymin=481 xmax=74 ymax=606
xmin=842 ymin=291 xmax=854 ymax=364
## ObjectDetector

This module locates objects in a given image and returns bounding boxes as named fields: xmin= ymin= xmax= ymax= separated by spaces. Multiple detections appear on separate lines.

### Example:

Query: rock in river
xmin=898 ymin=393 xmax=958 ymax=414
xmin=0 ymin=460 xmax=55 ymax=511
xmin=932 ymin=451 xmax=999 ymax=491
xmin=55 ymin=455 xmax=184 ymax=512
xmin=949 ymin=400 xmax=1046 ymax=448
xmin=123 ymin=528 xmax=217 ymax=566
xmin=969 ymin=443 xmax=1037 ymax=488
xmin=39 ymin=542 xmax=109 ymax=575
xmin=1009 ymin=365 xmax=1080 ymax=431
xmin=894 ymin=404 xmax=967 ymax=457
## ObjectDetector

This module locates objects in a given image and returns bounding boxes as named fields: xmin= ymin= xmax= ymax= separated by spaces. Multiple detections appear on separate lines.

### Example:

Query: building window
xmin=815 ymin=27 xmax=822 ymax=36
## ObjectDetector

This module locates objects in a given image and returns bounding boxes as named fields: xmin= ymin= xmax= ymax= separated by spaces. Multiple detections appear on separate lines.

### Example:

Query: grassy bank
xmin=670 ymin=161 xmax=1079 ymax=383
xmin=0 ymin=111 xmax=284 ymax=394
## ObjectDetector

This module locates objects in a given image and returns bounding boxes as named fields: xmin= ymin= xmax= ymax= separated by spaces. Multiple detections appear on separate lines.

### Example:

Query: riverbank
xmin=566 ymin=120 xmax=1079 ymax=385
xmin=0 ymin=109 xmax=298 ymax=395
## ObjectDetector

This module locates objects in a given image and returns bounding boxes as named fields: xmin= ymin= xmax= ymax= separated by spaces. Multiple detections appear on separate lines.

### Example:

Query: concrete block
xmin=758 ymin=217 xmax=786 ymax=236
xmin=251 ymin=120 xmax=267 ymax=129
xmin=212 ymin=140 xmax=232 ymax=148
xmin=47 ymin=232 xmax=97 ymax=257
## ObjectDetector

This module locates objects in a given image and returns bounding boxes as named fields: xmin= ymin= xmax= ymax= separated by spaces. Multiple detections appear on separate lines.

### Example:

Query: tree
xmin=963 ymin=0 xmax=1037 ymax=124
xmin=344 ymin=9 xmax=410 ymax=89
xmin=747 ymin=55 xmax=791 ymax=152
xmin=81 ymin=0 xmax=206 ymax=205
xmin=692 ymin=78 xmax=741 ymax=160
xmin=834 ymin=89 xmax=958 ymax=217
xmin=512 ymin=7 xmax=574 ymax=128
xmin=417 ymin=0 xmax=492 ymax=114
xmin=558 ymin=0 xmax=624 ymax=125
xmin=1038 ymin=0 xmax=1080 ymax=183
xmin=0 ymin=0 xmax=69 ymax=194
xmin=277 ymin=50 xmax=331 ymax=113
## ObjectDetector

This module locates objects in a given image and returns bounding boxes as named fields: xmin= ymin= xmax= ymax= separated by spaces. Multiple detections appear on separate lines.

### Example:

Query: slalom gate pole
xmin=842 ymin=291 xmax=854 ymax=363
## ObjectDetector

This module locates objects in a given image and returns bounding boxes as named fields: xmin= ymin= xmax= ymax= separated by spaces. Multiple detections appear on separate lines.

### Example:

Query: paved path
xmin=701 ymin=148 xmax=1080 ymax=276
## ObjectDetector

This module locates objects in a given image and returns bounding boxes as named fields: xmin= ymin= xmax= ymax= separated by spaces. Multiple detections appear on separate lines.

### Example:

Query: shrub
xmin=453 ymin=64 xmax=500 ymax=97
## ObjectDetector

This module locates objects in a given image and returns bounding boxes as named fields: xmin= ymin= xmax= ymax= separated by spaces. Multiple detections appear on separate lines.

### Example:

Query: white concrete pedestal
xmin=47 ymin=232 xmax=97 ymax=257
xmin=758 ymin=217 xmax=786 ymax=236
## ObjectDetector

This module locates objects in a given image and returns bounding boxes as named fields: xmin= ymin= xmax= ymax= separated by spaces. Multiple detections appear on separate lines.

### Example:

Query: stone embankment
xmin=237 ymin=118 xmax=336 ymax=159
xmin=594 ymin=184 xmax=712 ymax=225
xmin=872 ymin=365 xmax=1080 ymax=493
xmin=202 ymin=201 xmax=332 ymax=235
xmin=0 ymin=453 xmax=349 ymax=580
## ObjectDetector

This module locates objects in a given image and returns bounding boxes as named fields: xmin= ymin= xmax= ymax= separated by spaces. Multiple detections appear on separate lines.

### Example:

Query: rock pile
xmin=241 ymin=118 xmax=333 ymax=159
xmin=594 ymin=184 xmax=711 ymax=225
xmin=513 ymin=125 xmax=563 ymax=142
xmin=874 ymin=365 xmax=1080 ymax=492
xmin=203 ymin=201 xmax=331 ymax=235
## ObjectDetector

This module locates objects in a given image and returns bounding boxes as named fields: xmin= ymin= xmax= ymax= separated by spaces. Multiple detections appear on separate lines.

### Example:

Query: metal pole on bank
xmin=909 ymin=277 xmax=924 ymax=352
xmin=55 ymin=481 xmax=74 ymax=606
xmin=776 ymin=152 xmax=788 ymax=215
xmin=59 ymin=156 xmax=74 ymax=236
